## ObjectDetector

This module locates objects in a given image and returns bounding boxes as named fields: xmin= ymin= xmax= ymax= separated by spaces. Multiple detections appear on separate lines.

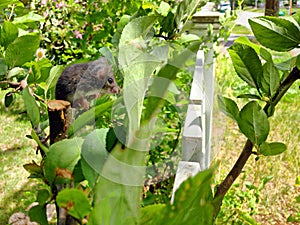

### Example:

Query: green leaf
xmin=259 ymin=142 xmax=287 ymax=156
xmin=23 ymin=161 xmax=44 ymax=179
xmin=4 ymin=92 xmax=14 ymax=107
xmin=217 ymin=95 xmax=239 ymax=121
xmin=28 ymin=204 xmax=49 ymax=225
xmin=5 ymin=34 xmax=40 ymax=68
xmin=81 ymin=129 xmax=109 ymax=188
xmin=0 ymin=21 xmax=18 ymax=49
xmin=292 ymin=12 xmax=300 ymax=26
xmin=261 ymin=61 xmax=280 ymax=97
xmin=0 ymin=58 xmax=7 ymax=76
xmin=23 ymin=86 xmax=40 ymax=128
xmin=228 ymin=43 xmax=263 ymax=91
xmin=140 ymin=204 xmax=166 ymax=224
xmin=238 ymin=101 xmax=269 ymax=145
xmin=239 ymin=212 xmax=259 ymax=225
xmin=68 ymin=101 xmax=113 ymax=137
xmin=234 ymin=36 xmax=272 ymax=61
xmin=13 ymin=11 xmax=45 ymax=24
xmin=0 ymin=0 xmax=23 ymax=9
xmin=119 ymin=16 xmax=162 ymax=144
xmin=249 ymin=17 xmax=300 ymax=51
xmin=31 ymin=129 xmax=48 ymax=154
xmin=44 ymin=138 xmax=83 ymax=185
xmin=176 ymin=0 xmax=206 ymax=34
xmin=37 ymin=189 xmax=50 ymax=205
xmin=156 ymin=2 xmax=171 ymax=17
xmin=7 ymin=67 xmax=26 ymax=79
xmin=237 ymin=94 xmax=261 ymax=100
xmin=111 ymin=15 xmax=131 ymax=47
xmin=296 ymin=55 xmax=300 ymax=70
xmin=144 ymin=168 xmax=215 ymax=225
xmin=45 ymin=65 xmax=63 ymax=96
xmin=57 ymin=189 xmax=92 ymax=221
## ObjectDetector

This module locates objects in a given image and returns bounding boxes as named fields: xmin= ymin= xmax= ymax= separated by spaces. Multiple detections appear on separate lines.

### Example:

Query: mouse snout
xmin=111 ymin=86 xmax=120 ymax=94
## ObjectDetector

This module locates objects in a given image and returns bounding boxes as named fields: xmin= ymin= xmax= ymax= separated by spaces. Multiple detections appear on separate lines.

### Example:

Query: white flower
xmin=35 ymin=48 xmax=47 ymax=60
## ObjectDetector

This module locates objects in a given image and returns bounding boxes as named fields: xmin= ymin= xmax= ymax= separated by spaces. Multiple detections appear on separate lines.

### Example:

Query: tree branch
xmin=213 ymin=66 xmax=300 ymax=218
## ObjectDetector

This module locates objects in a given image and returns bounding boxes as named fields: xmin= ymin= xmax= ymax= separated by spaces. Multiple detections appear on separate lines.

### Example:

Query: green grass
xmin=232 ymin=24 xmax=252 ymax=35
xmin=0 ymin=92 xmax=44 ymax=224
xmin=214 ymin=53 xmax=300 ymax=224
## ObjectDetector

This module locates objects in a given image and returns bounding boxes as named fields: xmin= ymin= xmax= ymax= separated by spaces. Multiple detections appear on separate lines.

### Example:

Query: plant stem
xmin=213 ymin=66 xmax=300 ymax=218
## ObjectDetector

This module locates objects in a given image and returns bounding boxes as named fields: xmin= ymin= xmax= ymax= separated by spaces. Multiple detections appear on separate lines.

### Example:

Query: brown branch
xmin=0 ymin=81 xmax=22 ymax=89
xmin=213 ymin=66 xmax=300 ymax=218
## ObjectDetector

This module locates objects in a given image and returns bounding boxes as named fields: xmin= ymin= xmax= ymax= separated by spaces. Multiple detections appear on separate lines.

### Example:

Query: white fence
xmin=171 ymin=47 xmax=215 ymax=202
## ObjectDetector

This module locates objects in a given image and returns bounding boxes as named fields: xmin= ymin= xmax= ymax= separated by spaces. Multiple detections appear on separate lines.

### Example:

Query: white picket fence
xmin=171 ymin=47 xmax=215 ymax=202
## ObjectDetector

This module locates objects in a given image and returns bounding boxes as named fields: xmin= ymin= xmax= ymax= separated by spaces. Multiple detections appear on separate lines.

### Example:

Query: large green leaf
xmin=81 ymin=129 xmax=109 ymax=188
xmin=44 ymin=138 xmax=83 ymax=185
xmin=140 ymin=168 xmax=214 ymax=225
xmin=119 ymin=16 xmax=163 ymax=145
xmin=0 ymin=21 xmax=18 ymax=49
xmin=23 ymin=86 xmax=40 ymax=128
xmin=5 ymin=34 xmax=40 ymax=68
xmin=217 ymin=95 xmax=239 ymax=121
xmin=249 ymin=16 xmax=300 ymax=51
xmin=261 ymin=61 xmax=280 ymax=97
xmin=238 ymin=101 xmax=269 ymax=145
xmin=57 ymin=189 xmax=92 ymax=221
xmin=228 ymin=43 xmax=263 ymax=91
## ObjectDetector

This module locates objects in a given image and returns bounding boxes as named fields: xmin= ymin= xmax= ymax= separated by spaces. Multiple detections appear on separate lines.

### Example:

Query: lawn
xmin=0 ymin=92 xmax=45 ymax=224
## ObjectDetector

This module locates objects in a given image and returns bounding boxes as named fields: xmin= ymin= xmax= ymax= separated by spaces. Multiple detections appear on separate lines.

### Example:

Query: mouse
xmin=55 ymin=57 xmax=120 ymax=109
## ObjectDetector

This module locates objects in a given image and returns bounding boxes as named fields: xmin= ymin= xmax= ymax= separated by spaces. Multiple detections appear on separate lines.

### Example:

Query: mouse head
xmin=95 ymin=58 xmax=120 ymax=95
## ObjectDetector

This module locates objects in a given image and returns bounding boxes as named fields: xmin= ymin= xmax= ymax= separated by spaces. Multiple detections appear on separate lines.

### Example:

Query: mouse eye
xmin=107 ymin=78 xmax=113 ymax=84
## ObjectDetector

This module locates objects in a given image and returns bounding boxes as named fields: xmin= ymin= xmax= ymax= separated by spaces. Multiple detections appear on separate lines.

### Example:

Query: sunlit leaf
xmin=228 ymin=43 xmax=263 ymax=91
xmin=0 ymin=21 xmax=18 ymax=49
xmin=238 ymin=101 xmax=269 ymax=145
xmin=57 ymin=189 xmax=92 ymax=221
xmin=44 ymin=138 xmax=83 ymax=185
xmin=261 ymin=61 xmax=280 ymax=97
xmin=249 ymin=17 xmax=300 ymax=51
xmin=5 ymin=34 xmax=40 ymax=68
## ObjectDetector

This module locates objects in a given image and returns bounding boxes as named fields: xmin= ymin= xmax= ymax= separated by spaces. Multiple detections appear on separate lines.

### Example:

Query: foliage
xmin=2 ymin=0 xmax=300 ymax=224
xmin=218 ymin=12 xmax=300 ymax=156
xmin=29 ymin=0 xmax=144 ymax=64
xmin=215 ymin=11 xmax=300 ymax=221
